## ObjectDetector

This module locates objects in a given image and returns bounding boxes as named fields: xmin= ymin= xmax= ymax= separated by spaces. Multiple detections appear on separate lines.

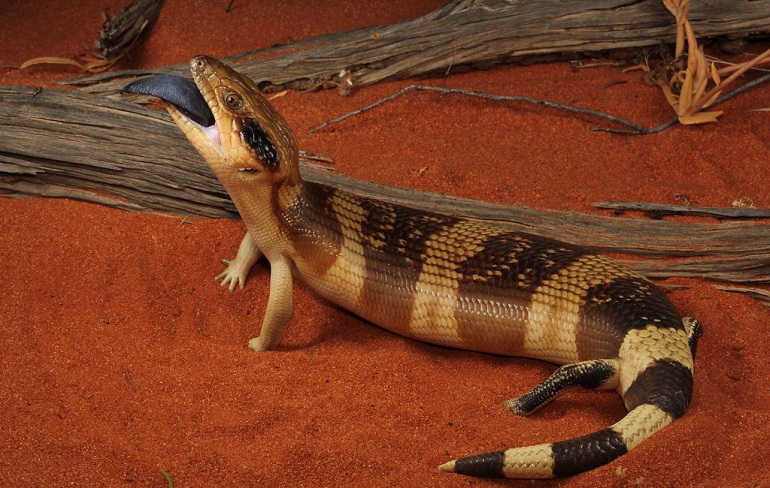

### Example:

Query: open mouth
xmin=122 ymin=74 xmax=214 ymax=127
xmin=123 ymin=60 xmax=281 ymax=171
xmin=122 ymin=74 xmax=224 ymax=149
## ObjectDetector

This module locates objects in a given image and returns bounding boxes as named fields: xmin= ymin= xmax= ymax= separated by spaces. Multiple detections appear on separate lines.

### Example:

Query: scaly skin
xmin=141 ymin=55 xmax=702 ymax=479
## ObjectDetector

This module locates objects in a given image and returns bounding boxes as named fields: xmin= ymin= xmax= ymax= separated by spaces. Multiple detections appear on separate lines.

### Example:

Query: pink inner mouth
xmin=201 ymin=122 xmax=221 ymax=147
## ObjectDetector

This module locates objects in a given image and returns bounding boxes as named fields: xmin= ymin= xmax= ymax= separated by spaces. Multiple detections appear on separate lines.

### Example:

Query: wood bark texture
xmin=63 ymin=0 xmax=770 ymax=96
xmin=94 ymin=0 xmax=166 ymax=61
xmin=2 ymin=86 xmax=770 ymax=289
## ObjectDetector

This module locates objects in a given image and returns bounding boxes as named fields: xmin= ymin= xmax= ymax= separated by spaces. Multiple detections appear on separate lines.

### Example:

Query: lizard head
xmin=123 ymin=55 xmax=301 ymax=190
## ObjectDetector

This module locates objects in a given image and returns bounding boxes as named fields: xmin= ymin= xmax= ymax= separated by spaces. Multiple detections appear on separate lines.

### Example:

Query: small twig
xmin=308 ymin=73 xmax=770 ymax=136
xmin=594 ymin=201 xmax=770 ymax=219
xmin=306 ymin=85 xmax=658 ymax=135
xmin=299 ymin=150 xmax=335 ymax=164
xmin=588 ymin=118 xmax=679 ymax=135
xmin=159 ymin=465 xmax=174 ymax=488
xmin=569 ymin=60 xmax=626 ymax=70
xmin=123 ymin=368 xmax=137 ymax=391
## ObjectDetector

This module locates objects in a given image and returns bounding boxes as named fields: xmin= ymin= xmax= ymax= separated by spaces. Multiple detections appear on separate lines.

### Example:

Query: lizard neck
xmin=278 ymin=181 xmax=345 ymax=273
xmin=221 ymin=171 xmax=305 ymax=262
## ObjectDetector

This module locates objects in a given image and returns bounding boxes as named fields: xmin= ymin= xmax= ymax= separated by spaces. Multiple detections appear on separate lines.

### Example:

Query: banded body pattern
xmin=290 ymin=182 xmax=685 ymax=364
xmin=285 ymin=183 xmax=701 ymax=478
xmin=137 ymin=55 xmax=703 ymax=479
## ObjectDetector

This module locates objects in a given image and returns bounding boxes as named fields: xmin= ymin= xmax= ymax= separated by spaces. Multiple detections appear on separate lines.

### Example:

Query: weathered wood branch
xmin=629 ymin=255 xmax=770 ymax=284
xmin=594 ymin=200 xmax=770 ymax=218
xmin=63 ymin=0 xmax=770 ymax=96
xmin=94 ymin=0 xmax=165 ymax=61
xmin=2 ymin=85 xmax=770 ymax=286
xmin=714 ymin=285 xmax=770 ymax=307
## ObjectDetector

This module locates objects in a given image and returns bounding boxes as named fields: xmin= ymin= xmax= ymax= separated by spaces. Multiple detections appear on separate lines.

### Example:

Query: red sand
xmin=2 ymin=1 xmax=770 ymax=486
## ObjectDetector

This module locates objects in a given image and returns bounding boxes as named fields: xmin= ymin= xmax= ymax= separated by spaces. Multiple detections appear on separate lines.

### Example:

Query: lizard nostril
xmin=190 ymin=56 xmax=207 ymax=73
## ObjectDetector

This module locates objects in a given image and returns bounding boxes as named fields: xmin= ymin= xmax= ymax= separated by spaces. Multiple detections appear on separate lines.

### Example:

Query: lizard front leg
xmin=248 ymin=255 xmax=294 ymax=352
xmin=216 ymin=232 xmax=263 ymax=291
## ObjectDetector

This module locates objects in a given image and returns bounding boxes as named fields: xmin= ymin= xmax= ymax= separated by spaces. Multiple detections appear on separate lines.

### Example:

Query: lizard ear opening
xmin=243 ymin=120 xmax=279 ymax=167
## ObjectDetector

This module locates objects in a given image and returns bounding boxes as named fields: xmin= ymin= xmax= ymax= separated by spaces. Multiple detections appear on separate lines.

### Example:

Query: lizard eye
xmin=223 ymin=92 xmax=243 ymax=110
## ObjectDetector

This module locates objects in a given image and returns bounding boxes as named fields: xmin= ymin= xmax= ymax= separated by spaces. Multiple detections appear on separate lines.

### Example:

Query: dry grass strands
xmin=656 ymin=0 xmax=770 ymax=125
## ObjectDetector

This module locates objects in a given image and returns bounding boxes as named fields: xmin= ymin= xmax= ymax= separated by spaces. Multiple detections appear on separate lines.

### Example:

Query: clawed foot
xmin=215 ymin=233 xmax=263 ymax=291
xmin=215 ymin=258 xmax=250 ymax=291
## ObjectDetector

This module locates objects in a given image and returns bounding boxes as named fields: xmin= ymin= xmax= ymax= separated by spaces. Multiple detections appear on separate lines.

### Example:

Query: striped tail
xmin=438 ymin=403 xmax=672 ymax=478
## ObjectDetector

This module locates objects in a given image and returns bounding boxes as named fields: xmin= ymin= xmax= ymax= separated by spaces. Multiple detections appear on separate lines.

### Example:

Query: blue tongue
xmin=122 ymin=74 xmax=215 ymax=127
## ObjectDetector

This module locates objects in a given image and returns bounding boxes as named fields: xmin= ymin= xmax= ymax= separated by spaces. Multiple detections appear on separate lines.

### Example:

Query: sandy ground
xmin=1 ymin=1 xmax=769 ymax=486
